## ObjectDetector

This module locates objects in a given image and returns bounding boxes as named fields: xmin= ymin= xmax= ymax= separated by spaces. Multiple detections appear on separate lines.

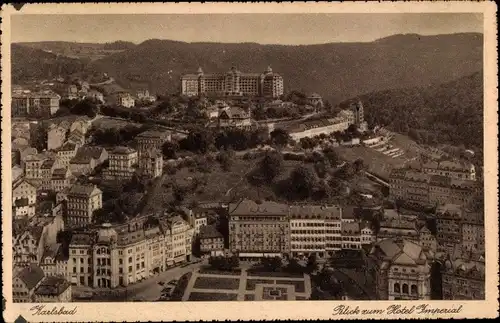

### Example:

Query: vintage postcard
xmin=1 ymin=1 xmax=498 ymax=322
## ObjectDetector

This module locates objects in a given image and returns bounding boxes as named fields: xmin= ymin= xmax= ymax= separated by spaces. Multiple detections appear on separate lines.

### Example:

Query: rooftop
xmin=34 ymin=276 xmax=71 ymax=296
xmin=111 ymin=146 xmax=137 ymax=155
xmin=199 ymin=225 xmax=223 ymax=239
xmin=229 ymin=199 xmax=289 ymax=217
xmin=68 ymin=184 xmax=101 ymax=197
xmin=16 ymin=264 xmax=45 ymax=290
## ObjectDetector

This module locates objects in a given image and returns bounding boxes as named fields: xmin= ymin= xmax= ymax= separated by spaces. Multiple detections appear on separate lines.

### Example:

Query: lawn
xmin=188 ymin=292 xmax=238 ymax=301
xmin=247 ymin=270 xmax=304 ymax=279
xmin=198 ymin=268 xmax=242 ymax=276
xmin=193 ymin=277 xmax=240 ymax=290
xmin=335 ymin=146 xmax=406 ymax=179
xmin=245 ymin=279 xmax=275 ymax=291
xmin=275 ymin=280 xmax=306 ymax=293
xmin=91 ymin=116 xmax=141 ymax=130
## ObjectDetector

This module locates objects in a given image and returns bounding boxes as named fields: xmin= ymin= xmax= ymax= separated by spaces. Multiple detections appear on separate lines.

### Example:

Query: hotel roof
xmin=229 ymin=199 xmax=289 ymax=216
xmin=289 ymin=204 xmax=342 ymax=220
xmin=68 ymin=184 xmax=101 ymax=197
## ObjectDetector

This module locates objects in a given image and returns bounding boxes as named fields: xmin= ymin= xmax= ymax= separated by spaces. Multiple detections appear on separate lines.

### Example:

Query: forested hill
xmin=11 ymin=44 xmax=88 ymax=81
xmin=353 ymin=71 xmax=483 ymax=150
xmin=85 ymin=33 xmax=482 ymax=101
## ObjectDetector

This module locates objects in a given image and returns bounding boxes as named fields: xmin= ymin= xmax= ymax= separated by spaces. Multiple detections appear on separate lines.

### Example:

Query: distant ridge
xmin=13 ymin=33 xmax=483 ymax=103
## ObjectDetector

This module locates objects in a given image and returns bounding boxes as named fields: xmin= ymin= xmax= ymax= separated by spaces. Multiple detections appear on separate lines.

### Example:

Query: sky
xmin=11 ymin=13 xmax=483 ymax=45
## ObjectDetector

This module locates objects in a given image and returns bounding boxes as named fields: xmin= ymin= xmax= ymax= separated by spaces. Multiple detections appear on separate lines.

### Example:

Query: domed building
xmin=369 ymin=238 xmax=431 ymax=300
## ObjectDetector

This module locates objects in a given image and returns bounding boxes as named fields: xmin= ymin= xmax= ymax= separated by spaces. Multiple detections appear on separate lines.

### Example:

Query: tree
xmin=307 ymin=254 xmax=319 ymax=273
xmin=71 ymin=99 xmax=98 ymax=118
xmin=162 ymin=141 xmax=178 ymax=160
xmin=334 ymin=163 xmax=355 ymax=180
xmin=270 ymin=128 xmax=290 ymax=148
xmin=217 ymin=149 xmax=233 ymax=172
xmin=314 ymin=159 xmax=331 ymax=179
xmin=173 ymin=185 xmax=187 ymax=203
xmin=258 ymin=152 xmax=284 ymax=183
xmin=261 ymin=256 xmax=283 ymax=272
xmin=289 ymin=166 xmax=318 ymax=199
xmin=323 ymin=147 xmax=340 ymax=166
xmin=353 ymin=158 xmax=365 ymax=173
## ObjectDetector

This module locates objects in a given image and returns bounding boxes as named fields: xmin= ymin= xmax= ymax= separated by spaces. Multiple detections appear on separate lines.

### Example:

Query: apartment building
xmin=47 ymin=124 xmax=68 ymax=151
xmin=461 ymin=209 xmax=485 ymax=254
xmin=341 ymin=222 xmax=361 ymax=250
xmin=40 ymin=159 xmax=58 ymax=190
xmin=138 ymin=149 xmax=163 ymax=178
xmin=378 ymin=218 xmax=420 ymax=243
xmin=228 ymin=199 xmax=290 ymax=260
xmin=199 ymin=225 xmax=225 ymax=257
xmin=102 ymin=146 xmax=138 ymax=180
xmin=40 ymin=243 xmax=69 ymax=280
xmin=13 ymin=264 xmax=45 ymax=303
xmin=215 ymin=106 xmax=253 ymax=129
xmin=436 ymin=204 xmax=463 ymax=255
xmin=33 ymin=276 xmax=72 ymax=302
xmin=115 ymin=92 xmax=135 ymax=108
xmin=13 ymin=227 xmax=46 ymax=266
xmin=181 ymin=66 xmax=284 ymax=98
xmin=422 ymin=160 xmax=476 ymax=181
xmin=369 ymin=238 xmax=431 ymax=300
xmin=12 ymin=91 xmax=60 ymax=118
xmin=51 ymin=168 xmax=73 ymax=192
xmin=68 ymin=215 xmax=194 ymax=288
xmin=389 ymin=168 xmax=477 ymax=208
xmin=12 ymin=178 xmax=38 ymax=219
xmin=56 ymin=142 xmax=79 ymax=166
xmin=24 ymin=153 xmax=48 ymax=181
xmin=66 ymin=184 xmax=103 ymax=227
xmin=136 ymin=130 xmax=171 ymax=156
xmin=442 ymin=254 xmax=485 ymax=300
xmin=69 ymin=146 xmax=108 ymax=175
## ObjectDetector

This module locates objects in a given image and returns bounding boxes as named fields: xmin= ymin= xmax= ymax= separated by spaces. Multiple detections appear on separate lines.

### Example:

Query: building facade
xmin=102 ymin=146 xmax=138 ymax=180
xmin=370 ymin=239 xmax=431 ymax=300
xmin=12 ymin=91 xmax=60 ymax=118
xmin=33 ymin=276 xmax=72 ymax=302
xmin=136 ymin=130 xmax=171 ymax=157
xmin=228 ymin=199 xmax=290 ymax=260
xmin=181 ymin=66 xmax=284 ymax=98
xmin=138 ymin=149 xmax=163 ymax=178
xmin=66 ymin=184 xmax=103 ymax=227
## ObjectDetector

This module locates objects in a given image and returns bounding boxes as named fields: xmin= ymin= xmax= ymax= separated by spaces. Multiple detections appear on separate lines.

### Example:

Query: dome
xmin=444 ymin=259 xmax=453 ymax=270
xmin=97 ymin=223 xmax=117 ymax=243
xmin=265 ymin=66 xmax=273 ymax=73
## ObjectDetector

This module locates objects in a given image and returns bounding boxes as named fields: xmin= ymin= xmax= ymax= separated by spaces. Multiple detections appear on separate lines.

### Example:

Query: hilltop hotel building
xmin=181 ymin=66 xmax=284 ymax=98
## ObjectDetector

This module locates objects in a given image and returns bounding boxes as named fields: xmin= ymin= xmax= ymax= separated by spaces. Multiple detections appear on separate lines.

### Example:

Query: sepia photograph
xmin=2 ymin=2 xmax=498 ymax=322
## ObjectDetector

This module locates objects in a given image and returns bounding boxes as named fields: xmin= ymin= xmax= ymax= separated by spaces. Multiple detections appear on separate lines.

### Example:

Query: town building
xmin=136 ymin=130 xmax=171 ymax=156
xmin=138 ymin=149 xmax=163 ymax=178
xmin=56 ymin=142 xmax=79 ymax=166
xmin=306 ymin=93 xmax=323 ymax=108
xmin=40 ymin=243 xmax=69 ymax=280
xmin=13 ymin=227 xmax=45 ymax=266
xmin=66 ymin=85 xmax=79 ymax=100
xmin=341 ymin=222 xmax=361 ymax=250
xmin=68 ymin=216 xmax=194 ymax=288
xmin=181 ymin=66 xmax=284 ymax=98
xmin=378 ymin=218 xmax=420 ymax=243
xmin=436 ymin=204 xmax=463 ymax=256
xmin=47 ymin=123 xmax=68 ymax=151
xmin=12 ymin=179 xmax=38 ymax=219
xmin=33 ymin=276 xmax=72 ymax=302
xmin=51 ymin=168 xmax=73 ymax=192
xmin=216 ymin=106 xmax=253 ymax=129
xmin=228 ymin=199 xmax=290 ymax=260
xmin=69 ymin=146 xmax=108 ymax=175
xmin=461 ymin=209 xmax=485 ymax=254
xmin=102 ymin=146 xmax=138 ymax=180
xmin=86 ymin=89 xmax=104 ymax=103
xmin=40 ymin=159 xmax=59 ymax=190
xmin=13 ymin=264 xmax=45 ymax=303
xmin=423 ymin=160 xmax=476 ymax=181
xmin=12 ymin=91 xmax=61 ymax=118
xmin=199 ymin=225 xmax=225 ymax=257
xmin=115 ymin=92 xmax=135 ymax=108
xmin=66 ymin=184 xmax=103 ymax=227
xmin=369 ymin=238 xmax=431 ymax=300
xmin=442 ymin=253 xmax=485 ymax=300
xmin=360 ymin=222 xmax=376 ymax=245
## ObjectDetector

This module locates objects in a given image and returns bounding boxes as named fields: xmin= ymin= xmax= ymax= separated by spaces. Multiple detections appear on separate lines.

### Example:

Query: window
xmin=128 ymin=266 xmax=132 ymax=273
xmin=394 ymin=283 xmax=400 ymax=293
xmin=402 ymin=284 xmax=409 ymax=294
